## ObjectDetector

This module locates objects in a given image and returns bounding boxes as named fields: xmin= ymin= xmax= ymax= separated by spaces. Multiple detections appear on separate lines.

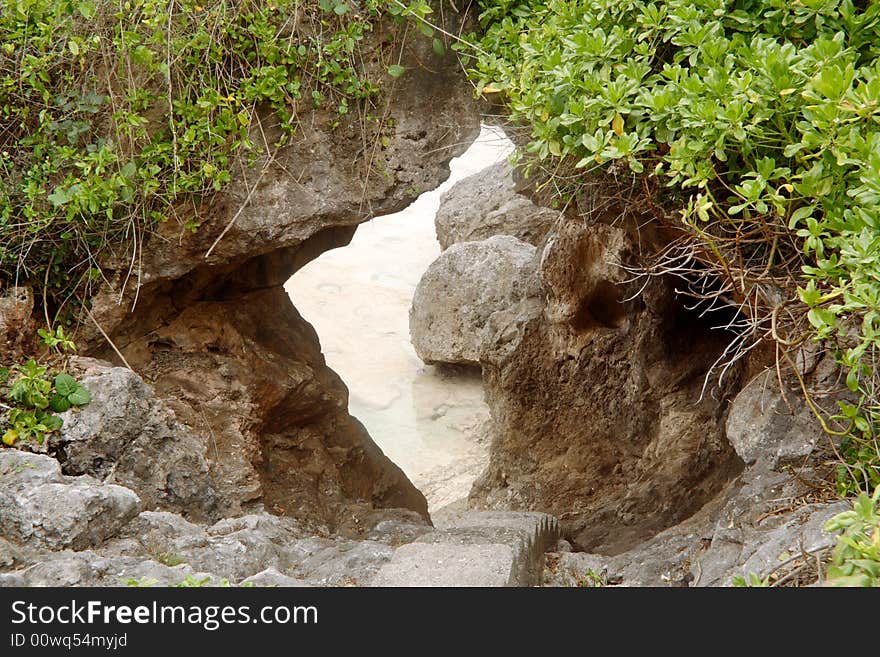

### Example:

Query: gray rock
xmin=701 ymin=501 xmax=848 ymax=587
xmin=0 ymin=452 xmax=140 ymax=550
xmin=371 ymin=510 xmax=559 ymax=587
xmin=0 ymin=450 xmax=65 ymax=489
xmin=15 ymin=483 xmax=140 ymax=551
xmin=541 ymin=463 xmax=849 ymax=587
xmin=410 ymin=235 xmax=538 ymax=364
xmin=242 ymin=568 xmax=310 ymax=587
xmin=53 ymin=361 xmax=216 ymax=520
xmin=725 ymin=371 xmax=823 ymax=468
xmin=371 ymin=543 xmax=516 ymax=587
xmin=286 ymin=537 xmax=395 ymax=586
xmin=333 ymin=507 xmax=433 ymax=546
xmin=430 ymin=510 xmax=559 ymax=585
xmin=119 ymin=511 xmax=310 ymax=582
xmin=435 ymin=161 xmax=558 ymax=250
xmin=0 ymin=550 xmax=222 ymax=587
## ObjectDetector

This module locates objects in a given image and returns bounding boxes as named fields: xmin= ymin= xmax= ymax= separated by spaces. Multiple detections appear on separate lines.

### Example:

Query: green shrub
xmin=824 ymin=486 xmax=880 ymax=586
xmin=463 ymin=0 xmax=880 ymax=493
xmin=0 ymin=0 xmax=396 ymax=321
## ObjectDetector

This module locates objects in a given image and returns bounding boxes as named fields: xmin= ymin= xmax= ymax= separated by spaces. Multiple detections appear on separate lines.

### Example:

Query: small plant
xmin=154 ymin=553 xmax=187 ymax=568
xmin=732 ymin=572 xmax=771 ymax=588
xmin=125 ymin=574 xmax=253 ymax=587
xmin=38 ymin=326 xmax=77 ymax=353
xmin=0 ymin=354 xmax=91 ymax=447
xmin=123 ymin=577 xmax=160 ymax=587
xmin=824 ymin=487 xmax=880 ymax=587
xmin=576 ymin=568 xmax=606 ymax=588
xmin=174 ymin=575 xmax=214 ymax=588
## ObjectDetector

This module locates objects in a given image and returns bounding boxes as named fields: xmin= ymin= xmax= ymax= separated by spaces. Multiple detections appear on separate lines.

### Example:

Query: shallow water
xmin=285 ymin=126 xmax=513 ymax=510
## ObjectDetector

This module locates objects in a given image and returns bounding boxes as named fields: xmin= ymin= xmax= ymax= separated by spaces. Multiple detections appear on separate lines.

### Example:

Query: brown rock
xmin=471 ymin=219 xmax=746 ymax=553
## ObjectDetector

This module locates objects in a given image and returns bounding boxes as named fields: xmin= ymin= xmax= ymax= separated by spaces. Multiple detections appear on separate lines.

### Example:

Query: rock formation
xmin=69 ymin=5 xmax=484 ymax=531
xmin=0 ymin=2 xmax=858 ymax=588
xmin=410 ymin=235 xmax=538 ymax=365
xmin=470 ymin=218 xmax=746 ymax=553
xmin=434 ymin=161 xmax=558 ymax=250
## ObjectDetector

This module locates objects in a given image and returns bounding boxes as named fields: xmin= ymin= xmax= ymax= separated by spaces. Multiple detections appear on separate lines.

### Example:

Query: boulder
xmin=409 ymin=235 xmax=539 ymax=365
xmin=435 ymin=161 xmax=558 ymax=249
xmin=53 ymin=359 xmax=216 ymax=520
xmin=0 ymin=451 xmax=140 ymax=551
xmin=725 ymin=371 xmax=822 ymax=468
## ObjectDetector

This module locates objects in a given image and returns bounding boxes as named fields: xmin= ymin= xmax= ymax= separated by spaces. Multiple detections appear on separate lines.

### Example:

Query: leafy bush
xmin=0 ymin=0 xmax=401 ymax=321
xmin=824 ymin=486 xmax=880 ymax=586
xmin=464 ymin=0 xmax=880 ymax=493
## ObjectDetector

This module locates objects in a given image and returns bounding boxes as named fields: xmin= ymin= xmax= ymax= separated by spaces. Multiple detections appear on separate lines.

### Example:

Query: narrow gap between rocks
xmin=285 ymin=125 xmax=514 ymax=513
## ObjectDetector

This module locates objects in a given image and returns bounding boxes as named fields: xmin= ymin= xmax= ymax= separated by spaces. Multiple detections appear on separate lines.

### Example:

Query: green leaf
xmin=49 ymin=394 xmax=72 ymax=413
xmin=67 ymin=386 xmax=92 ymax=407
xmin=47 ymin=187 xmax=70 ymax=207
xmin=432 ymin=38 xmax=446 ymax=57
xmin=387 ymin=65 xmax=406 ymax=78
xmin=54 ymin=373 xmax=78 ymax=397
xmin=78 ymin=2 xmax=96 ymax=19
xmin=42 ymin=414 xmax=63 ymax=432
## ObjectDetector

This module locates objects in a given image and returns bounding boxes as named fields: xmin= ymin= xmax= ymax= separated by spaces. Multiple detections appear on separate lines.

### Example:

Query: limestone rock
xmin=371 ymin=510 xmax=559 ymax=586
xmin=284 ymin=537 xmax=394 ymax=586
xmin=0 ymin=451 xmax=140 ymax=551
xmin=75 ymin=1 xmax=480 ymax=533
xmin=409 ymin=235 xmax=539 ymax=365
xmin=371 ymin=543 xmax=516 ymax=587
xmin=470 ymin=219 xmax=744 ymax=553
xmin=53 ymin=359 xmax=216 ymax=520
xmin=435 ymin=161 xmax=558 ymax=249
xmin=725 ymin=371 xmax=822 ymax=468
xmin=542 ymin=463 xmax=848 ymax=587
xmin=118 ymin=511 xmax=310 ymax=582
xmin=242 ymin=568 xmax=309 ymax=587
xmin=0 ymin=550 xmax=222 ymax=587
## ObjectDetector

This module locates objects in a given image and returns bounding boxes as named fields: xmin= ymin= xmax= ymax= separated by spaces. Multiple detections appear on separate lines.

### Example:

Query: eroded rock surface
xmin=725 ymin=370 xmax=823 ymax=468
xmin=543 ymin=464 xmax=847 ymax=587
xmin=0 ymin=452 xmax=140 ymax=552
xmin=435 ymin=161 xmax=558 ymax=249
xmin=470 ymin=219 xmax=745 ymax=553
xmin=52 ymin=359 xmax=216 ymax=521
xmin=410 ymin=235 xmax=538 ymax=365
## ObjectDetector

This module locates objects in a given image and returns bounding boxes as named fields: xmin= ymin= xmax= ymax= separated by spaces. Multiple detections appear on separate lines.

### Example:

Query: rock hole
xmin=571 ymin=281 xmax=626 ymax=331
xmin=284 ymin=125 xmax=513 ymax=512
